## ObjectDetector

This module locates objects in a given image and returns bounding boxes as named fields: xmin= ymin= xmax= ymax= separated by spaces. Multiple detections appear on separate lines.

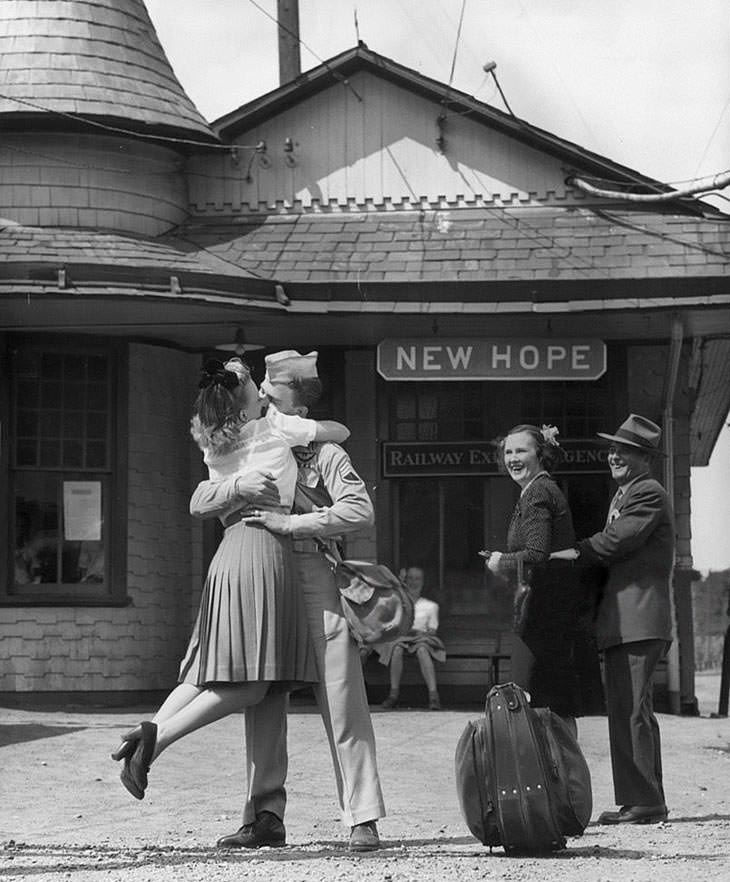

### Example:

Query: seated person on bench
xmin=378 ymin=566 xmax=446 ymax=710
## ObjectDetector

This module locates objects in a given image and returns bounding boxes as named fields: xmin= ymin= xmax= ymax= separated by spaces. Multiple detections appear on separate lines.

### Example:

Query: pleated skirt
xmin=178 ymin=522 xmax=317 ymax=688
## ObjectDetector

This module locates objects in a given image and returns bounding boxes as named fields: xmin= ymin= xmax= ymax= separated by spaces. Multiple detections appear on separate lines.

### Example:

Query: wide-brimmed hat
xmin=597 ymin=413 xmax=664 ymax=455
xmin=260 ymin=350 xmax=318 ymax=397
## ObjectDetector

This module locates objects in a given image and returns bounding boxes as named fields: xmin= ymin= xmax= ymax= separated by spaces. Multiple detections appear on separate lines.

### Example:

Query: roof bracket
xmin=170 ymin=275 xmax=182 ymax=295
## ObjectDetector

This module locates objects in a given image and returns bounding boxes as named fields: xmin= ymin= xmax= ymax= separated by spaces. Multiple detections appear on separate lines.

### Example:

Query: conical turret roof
xmin=0 ymin=0 xmax=217 ymax=143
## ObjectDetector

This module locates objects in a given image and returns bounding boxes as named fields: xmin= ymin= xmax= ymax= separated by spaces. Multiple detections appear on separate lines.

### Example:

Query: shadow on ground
xmin=0 ymin=724 xmax=87 ymax=748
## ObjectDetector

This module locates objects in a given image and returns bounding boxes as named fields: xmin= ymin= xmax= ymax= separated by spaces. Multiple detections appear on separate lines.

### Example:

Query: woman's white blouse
xmin=203 ymin=409 xmax=317 ymax=510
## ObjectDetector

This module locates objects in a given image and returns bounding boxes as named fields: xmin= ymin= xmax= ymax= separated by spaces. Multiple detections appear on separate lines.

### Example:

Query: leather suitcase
xmin=455 ymin=682 xmax=592 ymax=853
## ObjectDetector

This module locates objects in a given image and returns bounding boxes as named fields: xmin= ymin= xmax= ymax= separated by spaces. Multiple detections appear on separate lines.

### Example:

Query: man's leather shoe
xmin=349 ymin=820 xmax=380 ymax=852
xmin=217 ymin=811 xmax=286 ymax=848
xmin=597 ymin=804 xmax=668 ymax=825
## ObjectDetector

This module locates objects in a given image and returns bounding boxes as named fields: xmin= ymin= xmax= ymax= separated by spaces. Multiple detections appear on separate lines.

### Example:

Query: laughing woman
xmin=480 ymin=424 xmax=583 ymax=732
xmin=111 ymin=358 xmax=349 ymax=800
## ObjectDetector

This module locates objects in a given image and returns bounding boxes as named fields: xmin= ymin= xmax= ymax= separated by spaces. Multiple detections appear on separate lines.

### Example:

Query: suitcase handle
xmin=487 ymin=682 xmax=523 ymax=713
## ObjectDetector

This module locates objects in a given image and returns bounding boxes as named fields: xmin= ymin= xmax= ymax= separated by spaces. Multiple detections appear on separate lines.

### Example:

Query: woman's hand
xmin=242 ymin=511 xmax=293 ymax=534
xmin=550 ymin=548 xmax=579 ymax=561
xmin=234 ymin=471 xmax=280 ymax=507
xmin=487 ymin=551 xmax=502 ymax=573
xmin=479 ymin=550 xmax=502 ymax=573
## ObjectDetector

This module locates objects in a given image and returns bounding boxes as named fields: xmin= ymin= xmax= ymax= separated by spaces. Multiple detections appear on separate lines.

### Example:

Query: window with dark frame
xmin=3 ymin=343 xmax=127 ymax=605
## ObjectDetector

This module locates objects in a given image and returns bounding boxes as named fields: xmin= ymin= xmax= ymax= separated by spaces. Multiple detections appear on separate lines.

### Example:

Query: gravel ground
xmin=1 ymin=671 xmax=729 ymax=881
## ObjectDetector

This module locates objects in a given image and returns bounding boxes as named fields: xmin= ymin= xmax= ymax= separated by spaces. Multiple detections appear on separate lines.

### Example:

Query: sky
xmin=143 ymin=0 xmax=730 ymax=571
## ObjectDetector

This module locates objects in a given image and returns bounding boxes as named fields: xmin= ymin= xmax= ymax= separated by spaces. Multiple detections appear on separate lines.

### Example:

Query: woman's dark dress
xmin=497 ymin=472 xmax=586 ymax=717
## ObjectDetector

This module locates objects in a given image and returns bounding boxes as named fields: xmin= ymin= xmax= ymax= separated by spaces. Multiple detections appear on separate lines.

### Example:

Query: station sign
xmin=377 ymin=338 xmax=606 ymax=381
xmin=382 ymin=440 xmax=609 ymax=478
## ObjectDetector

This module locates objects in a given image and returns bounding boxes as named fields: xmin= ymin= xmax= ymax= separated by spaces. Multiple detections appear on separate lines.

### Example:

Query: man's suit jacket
xmin=577 ymin=474 xmax=674 ymax=650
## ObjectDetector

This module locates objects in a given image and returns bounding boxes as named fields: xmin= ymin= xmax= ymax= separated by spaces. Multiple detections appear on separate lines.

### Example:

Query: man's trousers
xmin=242 ymin=550 xmax=386 ymax=827
xmin=603 ymin=638 xmax=670 ymax=807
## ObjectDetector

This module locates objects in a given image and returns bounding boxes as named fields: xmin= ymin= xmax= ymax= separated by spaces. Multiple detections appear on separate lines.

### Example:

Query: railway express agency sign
xmin=377 ymin=338 xmax=606 ymax=381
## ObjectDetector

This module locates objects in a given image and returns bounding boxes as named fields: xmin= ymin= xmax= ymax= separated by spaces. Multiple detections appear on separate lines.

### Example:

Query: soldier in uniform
xmin=189 ymin=350 xmax=385 ymax=852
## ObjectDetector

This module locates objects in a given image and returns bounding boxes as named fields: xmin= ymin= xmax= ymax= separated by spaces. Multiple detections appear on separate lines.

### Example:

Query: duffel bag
xmin=455 ymin=682 xmax=592 ymax=854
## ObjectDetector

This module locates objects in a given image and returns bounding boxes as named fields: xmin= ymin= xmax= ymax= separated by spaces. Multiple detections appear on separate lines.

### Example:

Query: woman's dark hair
xmin=193 ymin=358 xmax=249 ymax=431
xmin=498 ymin=423 xmax=564 ymax=473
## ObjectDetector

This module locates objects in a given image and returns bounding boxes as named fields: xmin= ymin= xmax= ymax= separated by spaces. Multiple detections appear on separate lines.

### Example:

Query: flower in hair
xmin=198 ymin=358 xmax=239 ymax=391
xmin=540 ymin=424 xmax=560 ymax=446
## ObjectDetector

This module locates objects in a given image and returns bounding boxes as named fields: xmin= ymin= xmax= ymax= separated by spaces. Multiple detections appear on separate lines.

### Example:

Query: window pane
xmin=16 ymin=409 xmax=39 ymax=436
xmin=14 ymin=472 xmax=105 ymax=587
xmin=87 ymin=356 xmax=108 ymax=381
xmin=14 ymin=473 xmax=60 ymax=584
xmin=86 ymin=441 xmax=106 ymax=468
xmin=16 ymin=380 xmax=40 ymax=406
xmin=86 ymin=384 xmax=108 ymax=411
xmin=41 ymin=382 xmax=63 ymax=408
xmin=40 ymin=411 xmax=62 ymax=438
xmin=16 ymin=439 xmax=38 ymax=466
xmin=40 ymin=353 xmax=63 ymax=378
xmin=86 ymin=412 xmax=107 ymax=439
xmin=12 ymin=349 xmax=110 ymax=470
xmin=39 ymin=439 xmax=61 ymax=467
xmin=63 ymin=382 xmax=85 ymax=409
xmin=63 ymin=411 xmax=84 ymax=438
xmin=63 ymin=440 xmax=84 ymax=468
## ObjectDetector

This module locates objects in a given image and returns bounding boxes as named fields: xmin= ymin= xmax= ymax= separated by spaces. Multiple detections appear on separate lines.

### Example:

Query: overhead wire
xmin=693 ymin=91 xmax=730 ymax=178
xmin=0 ymin=91 xmax=260 ymax=151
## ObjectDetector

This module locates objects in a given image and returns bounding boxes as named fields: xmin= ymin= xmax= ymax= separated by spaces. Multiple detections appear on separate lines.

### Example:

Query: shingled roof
xmin=0 ymin=0 xmax=217 ymax=143
xmin=0 ymin=220 xmax=274 ymax=301
xmin=172 ymin=205 xmax=730 ymax=298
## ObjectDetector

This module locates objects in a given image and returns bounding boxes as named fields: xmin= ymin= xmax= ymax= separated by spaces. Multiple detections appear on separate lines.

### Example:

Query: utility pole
xmin=277 ymin=0 xmax=301 ymax=85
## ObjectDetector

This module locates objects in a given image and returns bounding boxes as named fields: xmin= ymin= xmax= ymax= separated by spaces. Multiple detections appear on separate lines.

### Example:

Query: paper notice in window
xmin=63 ymin=481 xmax=102 ymax=541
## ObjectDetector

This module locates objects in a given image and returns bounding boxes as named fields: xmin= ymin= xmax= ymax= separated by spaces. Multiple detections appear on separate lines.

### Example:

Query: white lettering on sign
xmin=389 ymin=450 xmax=466 ymax=467
xmin=519 ymin=345 xmax=539 ymax=370
xmin=547 ymin=345 xmax=567 ymax=369
xmin=396 ymin=346 xmax=417 ymax=371
xmin=447 ymin=346 xmax=473 ymax=369
xmin=572 ymin=345 xmax=591 ymax=370
xmin=492 ymin=346 xmax=511 ymax=369
xmin=379 ymin=339 xmax=605 ymax=380
xmin=423 ymin=346 xmax=441 ymax=370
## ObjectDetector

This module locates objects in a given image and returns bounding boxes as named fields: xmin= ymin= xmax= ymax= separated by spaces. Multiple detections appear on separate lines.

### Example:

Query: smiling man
xmin=574 ymin=414 xmax=674 ymax=826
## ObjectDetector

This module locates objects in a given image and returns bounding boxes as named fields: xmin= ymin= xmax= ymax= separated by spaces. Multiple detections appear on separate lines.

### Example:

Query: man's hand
xmin=242 ymin=511 xmax=292 ymax=535
xmin=234 ymin=471 xmax=280 ymax=508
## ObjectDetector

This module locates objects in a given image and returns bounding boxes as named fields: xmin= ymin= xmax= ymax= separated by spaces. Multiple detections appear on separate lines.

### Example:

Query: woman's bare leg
xmin=415 ymin=645 xmax=438 ymax=693
xmin=153 ymin=682 xmax=270 ymax=760
xmin=112 ymin=683 xmax=203 ymax=759
xmin=389 ymin=645 xmax=405 ymax=692
xmin=152 ymin=683 xmax=203 ymax=725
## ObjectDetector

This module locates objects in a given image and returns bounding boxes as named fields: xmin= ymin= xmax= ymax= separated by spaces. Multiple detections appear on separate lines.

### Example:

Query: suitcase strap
xmin=487 ymin=685 xmax=562 ymax=851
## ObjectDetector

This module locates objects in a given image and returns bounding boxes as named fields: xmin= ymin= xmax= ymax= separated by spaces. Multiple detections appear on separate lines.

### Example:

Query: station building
xmin=2 ymin=1 xmax=729 ymax=712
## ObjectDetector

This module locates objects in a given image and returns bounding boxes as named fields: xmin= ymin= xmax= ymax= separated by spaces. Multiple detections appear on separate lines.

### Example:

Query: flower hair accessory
xmin=540 ymin=424 xmax=560 ymax=446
